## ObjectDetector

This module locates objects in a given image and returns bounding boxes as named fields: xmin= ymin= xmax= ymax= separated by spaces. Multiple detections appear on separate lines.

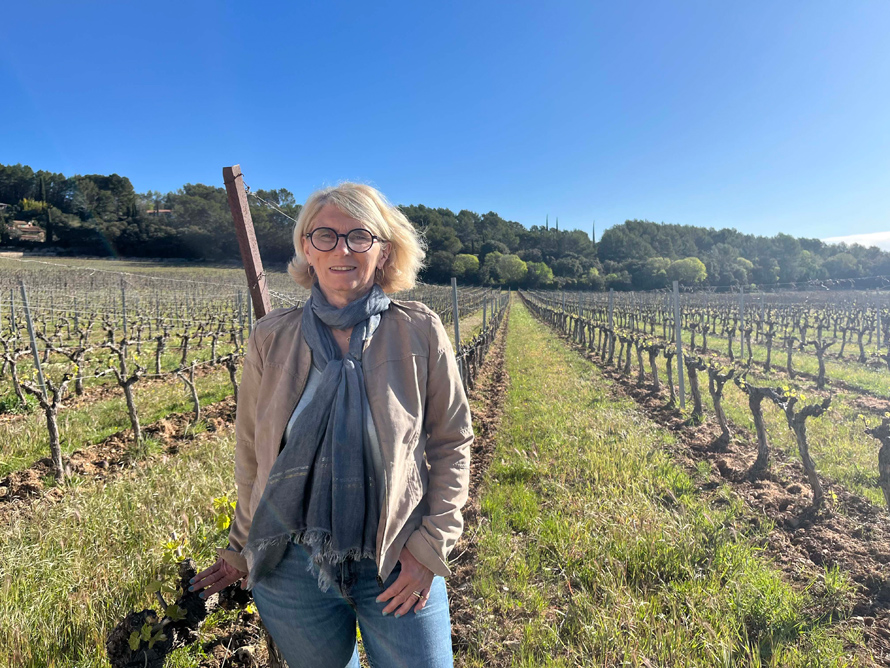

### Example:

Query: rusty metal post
xmin=223 ymin=165 xmax=272 ymax=320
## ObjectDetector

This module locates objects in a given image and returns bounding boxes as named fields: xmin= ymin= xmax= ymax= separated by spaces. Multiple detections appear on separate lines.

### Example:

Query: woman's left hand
xmin=376 ymin=546 xmax=434 ymax=616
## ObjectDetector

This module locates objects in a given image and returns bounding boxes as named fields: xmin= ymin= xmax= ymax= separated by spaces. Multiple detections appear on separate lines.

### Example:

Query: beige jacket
xmin=220 ymin=299 xmax=473 ymax=583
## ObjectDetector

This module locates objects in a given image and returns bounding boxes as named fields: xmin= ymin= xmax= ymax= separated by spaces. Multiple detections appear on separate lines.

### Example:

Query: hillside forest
xmin=1 ymin=162 xmax=887 ymax=291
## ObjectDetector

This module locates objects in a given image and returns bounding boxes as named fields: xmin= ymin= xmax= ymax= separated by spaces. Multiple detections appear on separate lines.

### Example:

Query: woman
xmin=189 ymin=183 xmax=473 ymax=668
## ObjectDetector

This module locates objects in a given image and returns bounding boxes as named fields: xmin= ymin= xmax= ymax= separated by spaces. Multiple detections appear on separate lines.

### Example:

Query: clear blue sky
xmin=2 ymin=1 xmax=888 ymax=242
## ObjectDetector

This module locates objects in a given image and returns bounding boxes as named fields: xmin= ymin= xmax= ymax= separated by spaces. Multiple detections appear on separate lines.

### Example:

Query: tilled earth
xmin=449 ymin=305 xmax=511 ymax=663
xmin=0 ymin=398 xmax=237 ymax=522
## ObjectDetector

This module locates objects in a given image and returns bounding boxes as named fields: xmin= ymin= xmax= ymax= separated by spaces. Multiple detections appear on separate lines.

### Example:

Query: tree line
xmin=1 ymin=162 xmax=886 ymax=290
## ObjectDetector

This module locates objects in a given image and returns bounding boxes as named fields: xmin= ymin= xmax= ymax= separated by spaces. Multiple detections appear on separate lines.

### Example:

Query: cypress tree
xmin=45 ymin=205 xmax=53 ymax=245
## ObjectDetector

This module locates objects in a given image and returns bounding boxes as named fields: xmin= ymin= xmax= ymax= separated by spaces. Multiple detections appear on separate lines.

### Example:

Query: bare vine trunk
xmin=791 ymin=420 xmax=823 ymax=507
xmin=785 ymin=338 xmax=796 ymax=379
xmin=684 ymin=358 xmax=705 ymax=422
xmin=155 ymin=336 xmax=166 ymax=375
xmin=9 ymin=358 xmax=25 ymax=403
xmin=865 ymin=419 xmax=890 ymax=511
xmin=648 ymin=349 xmax=660 ymax=391
xmin=123 ymin=382 xmax=142 ymax=445
xmin=776 ymin=396 xmax=831 ymax=508
xmin=750 ymin=393 xmax=770 ymax=471
xmin=764 ymin=335 xmax=774 ymax=372
xmin=707 ymin=367 xmax=734 ymax=445
xmin=225 ymin=356 xmax=240 ymax=405
xmin=177 ymin=363 xmax=201 ymax=427
xmin=45 ymin=408 xmax=65 ymax=479
xmin=665 ymin=354 xmax=676 ymax=406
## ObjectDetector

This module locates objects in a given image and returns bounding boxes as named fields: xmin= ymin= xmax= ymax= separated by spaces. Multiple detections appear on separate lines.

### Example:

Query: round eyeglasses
xmin=305 ymin=227 xmax=381 ymax=253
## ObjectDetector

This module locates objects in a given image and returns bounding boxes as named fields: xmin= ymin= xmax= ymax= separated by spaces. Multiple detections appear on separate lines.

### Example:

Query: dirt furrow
xmin=0 ymin=399 xmax=236 ymax=523
xmin=534 ymin=311 xmax=890 ymax=665
xmin=450 ymin=305 xmax=511 ymax=661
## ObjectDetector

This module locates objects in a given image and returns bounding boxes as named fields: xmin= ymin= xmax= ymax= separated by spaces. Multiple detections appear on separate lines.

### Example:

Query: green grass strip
xmin=460 ymin=302 xmax=860 ymax=667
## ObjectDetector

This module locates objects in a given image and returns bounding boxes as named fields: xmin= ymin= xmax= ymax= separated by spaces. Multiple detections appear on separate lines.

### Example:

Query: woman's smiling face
xmin=302 ymin=204 xmax=390 ymax=308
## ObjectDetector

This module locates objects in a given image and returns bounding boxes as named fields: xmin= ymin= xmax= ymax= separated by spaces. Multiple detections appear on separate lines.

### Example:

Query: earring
xmin=308 ymin=265 xmax=316 ymax=277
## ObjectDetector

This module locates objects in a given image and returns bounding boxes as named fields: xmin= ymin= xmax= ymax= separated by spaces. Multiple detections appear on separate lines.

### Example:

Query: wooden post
xmin=9 ymin=288 xmax=15 ymax=337
xmin=482 ymin=293 xmax=487 ymax=331
xmin=608 ymin=288 xmax=614 ymax=329
xmin=248 ymin=293 xmax=254 ymax=336
xmin=451 ymin=278 xmax=461 ymax=348
xmin=237 ymin=291 xmax=245 ymax=347
xmin=451 ymin=278 xmax=463 ymax=387
xmin=20 ymin=281 xmax=48 ymax=399
xmin=223 ymin=164 xmax=272 ymax=320
xmin=674 ymin=280 xmax=685 ymax=410
xmin=121 ymin=277 xmax=128 ymax=339
xmin=739 ymin=285 xmax=745 ymax=356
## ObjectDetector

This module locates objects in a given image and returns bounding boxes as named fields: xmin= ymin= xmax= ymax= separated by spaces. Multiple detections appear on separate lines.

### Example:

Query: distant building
xmin=146 ymin=209 xmax=173 ymax=216
xmin=7 ymin=220 xmax=45 ymax=243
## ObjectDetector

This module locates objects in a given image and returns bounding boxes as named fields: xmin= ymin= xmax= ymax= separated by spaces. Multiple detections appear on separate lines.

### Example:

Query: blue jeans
xmin=251 ymin=541 xmax=454 ymax=668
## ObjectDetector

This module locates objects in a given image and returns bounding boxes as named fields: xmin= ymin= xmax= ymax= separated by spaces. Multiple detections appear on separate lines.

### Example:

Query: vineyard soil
xmin=529 ymin=300 xmax=890 ymax=666
xmin=461 ymin=300 xmax=864 ymax=666
xmin=449 ymin=302 xmax=511 ymax=660
xmin=0 ymin=398 xmax=235 ymax=520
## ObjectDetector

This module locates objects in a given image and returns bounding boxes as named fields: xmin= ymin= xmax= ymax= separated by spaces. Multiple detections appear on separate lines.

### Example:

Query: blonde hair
xmin=288 ymin=183 xmax=426 ymax=294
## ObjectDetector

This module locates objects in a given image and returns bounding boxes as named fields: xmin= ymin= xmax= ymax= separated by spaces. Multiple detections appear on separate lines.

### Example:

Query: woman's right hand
xmin=188 ymin=557 xmax=248 ymax=599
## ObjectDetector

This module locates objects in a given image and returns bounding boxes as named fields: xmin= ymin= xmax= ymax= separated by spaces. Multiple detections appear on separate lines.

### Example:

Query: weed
xmin=0 ymin=392 xmax=36 ymax=415
xmin=124 ymin=435 xmax=163 ymax=463
xmin=696 ymin=459 xmax=712 ymax=480
xmin=182 ymin=419 xmax=208 ymax=439
xmin=815 ymin=564 xmax=856 ymax=619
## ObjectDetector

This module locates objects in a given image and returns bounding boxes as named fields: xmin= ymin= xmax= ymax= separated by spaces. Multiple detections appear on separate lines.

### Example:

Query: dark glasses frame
xmin=304 ymin=227 xmax=382 ymax=253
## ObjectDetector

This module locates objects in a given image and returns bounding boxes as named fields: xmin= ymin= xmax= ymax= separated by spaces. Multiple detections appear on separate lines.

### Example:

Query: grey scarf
xmin=243 ymin=282 xmax=391 ymax=591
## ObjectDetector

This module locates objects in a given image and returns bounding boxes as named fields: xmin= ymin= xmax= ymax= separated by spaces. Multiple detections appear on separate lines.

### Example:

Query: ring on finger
xmin=412 ymin=590 xmax=423 ymax=599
